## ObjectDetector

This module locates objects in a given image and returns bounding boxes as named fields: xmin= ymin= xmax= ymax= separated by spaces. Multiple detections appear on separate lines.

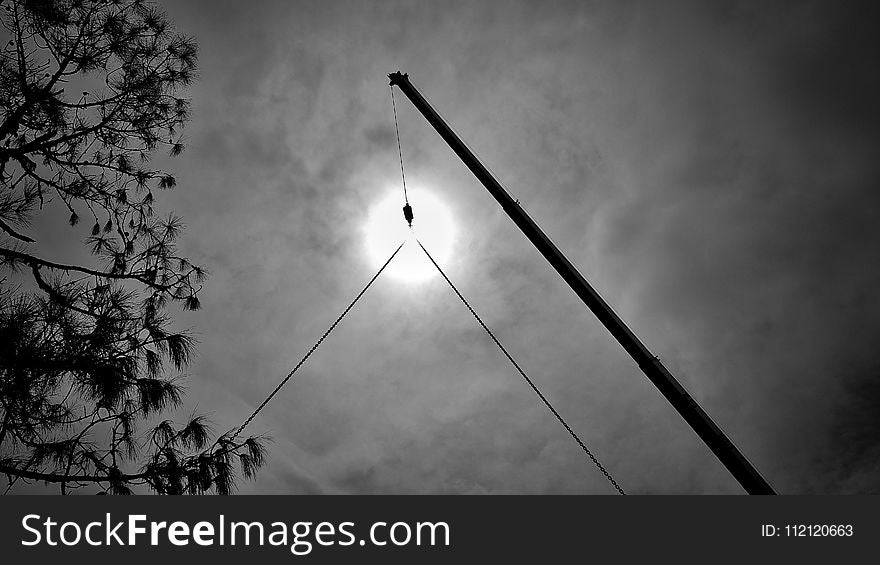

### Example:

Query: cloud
xmin=21 ymin=0 xmax=868 ymax=494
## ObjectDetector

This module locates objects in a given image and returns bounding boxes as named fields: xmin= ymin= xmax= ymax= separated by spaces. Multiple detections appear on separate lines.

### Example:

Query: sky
xmin=15 ymin=0 xmax=880 ymax=494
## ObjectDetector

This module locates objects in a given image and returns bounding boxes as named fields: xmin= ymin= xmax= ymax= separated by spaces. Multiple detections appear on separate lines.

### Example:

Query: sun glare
xmin=364 ymin=189 xmax=455 ymax=282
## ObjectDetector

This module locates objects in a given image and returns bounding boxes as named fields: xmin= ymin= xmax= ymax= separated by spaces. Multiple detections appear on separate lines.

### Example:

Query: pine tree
xmin=0 ymin=0 xmax=265 ymax=494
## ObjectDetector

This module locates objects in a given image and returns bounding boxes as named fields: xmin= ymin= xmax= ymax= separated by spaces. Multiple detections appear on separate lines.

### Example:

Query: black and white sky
xmin=28 ymin=0 xmax=880 ymax=493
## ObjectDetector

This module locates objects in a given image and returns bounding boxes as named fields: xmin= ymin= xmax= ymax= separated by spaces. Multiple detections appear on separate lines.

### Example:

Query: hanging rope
xmin=390 ymin=85 xmax=409 ymax=204
xmin=416 ymin=239 xmax=626 ymax=495
xmin=231 ymin=241 xmax=406 ymax=440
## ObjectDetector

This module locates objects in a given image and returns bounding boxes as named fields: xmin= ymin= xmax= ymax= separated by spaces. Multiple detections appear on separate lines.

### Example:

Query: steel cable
xmin=390 ymin=85 xmax=409 ymax=204
xmin=231 ymin=241 xmax=406 ymax=440
xmin=416 ymin=238 xmax=625 ymax=494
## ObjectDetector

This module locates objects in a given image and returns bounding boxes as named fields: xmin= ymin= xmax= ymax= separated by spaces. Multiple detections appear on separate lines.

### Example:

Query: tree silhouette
xmin=0 ymin=0 xmax=265 ymax=494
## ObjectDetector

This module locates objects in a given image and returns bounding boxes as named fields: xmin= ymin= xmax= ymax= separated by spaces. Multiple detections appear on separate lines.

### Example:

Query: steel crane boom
xmin=388 ymin=71 xmax=775 ymax=495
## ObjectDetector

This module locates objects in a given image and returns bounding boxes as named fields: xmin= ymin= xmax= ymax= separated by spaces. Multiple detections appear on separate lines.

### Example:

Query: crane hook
xmin=403 ymin=203 xmax=414 ymax=227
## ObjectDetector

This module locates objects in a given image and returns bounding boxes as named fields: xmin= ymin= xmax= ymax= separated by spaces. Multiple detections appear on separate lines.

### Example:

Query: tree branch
xmin=1 ymin=246 xmax=147 ymax=283
xmin=0 ymin=217 xmax=34 ymax=242
xmin=0 ymin=462 xmax=146 ymax=484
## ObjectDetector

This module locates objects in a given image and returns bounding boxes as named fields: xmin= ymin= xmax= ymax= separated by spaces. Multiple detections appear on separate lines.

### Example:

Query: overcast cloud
xmin=17 ymin=0 xmax=880 ymax=494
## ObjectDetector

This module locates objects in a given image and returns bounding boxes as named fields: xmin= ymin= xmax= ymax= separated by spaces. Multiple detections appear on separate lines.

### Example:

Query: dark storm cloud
xmin=80 ymin=0 xmax=880 ymax=494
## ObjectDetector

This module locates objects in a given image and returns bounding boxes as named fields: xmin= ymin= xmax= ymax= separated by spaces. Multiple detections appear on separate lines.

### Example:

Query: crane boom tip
xmin=388 ymin=71 xmax=408 ymax=86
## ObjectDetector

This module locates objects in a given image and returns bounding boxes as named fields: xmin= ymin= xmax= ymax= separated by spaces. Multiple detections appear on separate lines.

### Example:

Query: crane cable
xmin=231 ymin=87 xmax=622 ymax=493
xmin=390 ymin=85 xmax=409 ymax=204
xmin=230 ymin=241 xmax=406 ymax=440
xmin=416 ymin=238 xmax=626 ymax=495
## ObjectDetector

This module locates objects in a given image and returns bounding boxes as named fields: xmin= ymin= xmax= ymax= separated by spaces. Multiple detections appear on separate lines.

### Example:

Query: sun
xmin=364 ymin=189 xmax=455 ymax=282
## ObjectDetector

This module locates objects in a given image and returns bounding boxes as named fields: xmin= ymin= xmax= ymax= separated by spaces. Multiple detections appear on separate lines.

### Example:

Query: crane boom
xmin=388 ymin=71 xmax=775 ymax=495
